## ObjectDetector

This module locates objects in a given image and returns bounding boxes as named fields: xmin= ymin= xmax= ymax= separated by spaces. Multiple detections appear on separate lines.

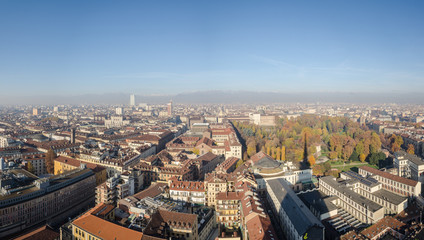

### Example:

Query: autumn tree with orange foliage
xmin=233 ymin=114 xmax=382 ymax=163
xmin=308 ymin=155 xmax=316 ymax=166
xmin=407 ymin=144 xmax=415 ymax=155
xmin=389 ymin=134 xmax=403 ymax=152
xmin=45 ymin=148 xmax=57 ymax=174
xmin=312 ymin=164 xmax=324 ymax=176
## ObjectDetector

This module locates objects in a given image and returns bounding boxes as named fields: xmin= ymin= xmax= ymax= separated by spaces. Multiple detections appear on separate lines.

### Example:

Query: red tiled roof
xmin=360 ymin=166 xmax=418 ymax=187
xmin=14 ymin=225 xmax=59 ymax=240
xmin=216 ymin=191 xmax=243 ymax=200
xmin=340 ymin=230 xmax=365 ymax=240
xmin=360 ymin=216 xmax=405 ymax=239
xmin=133 ymin=183 xmax=167 ymax=200
xmin=195 ymin=152 xmax=218 ymax=162
xmin=211 ymin=128 xmax=233 ymax=136
xmin=245 ymin=215 xmax=278 ymax=240
xmin=91 ymin=203 xmax=115 ymax=219
xmin=73 ymin=214 xmax=143 ymax=240
xmin=195 ymin=137 xmax=214 ymax=147
xmin=142 ymin=235 xmax=166 ymax=240
xmin=169 ymin=179 xmax=205 ymax=192
xmin=144 ymin=209 xmax=197 ymax=237
xmin=218 ymin=157 xmax=239 ymax=172
xmin=55 ymin=156 xmax=106 ymax=173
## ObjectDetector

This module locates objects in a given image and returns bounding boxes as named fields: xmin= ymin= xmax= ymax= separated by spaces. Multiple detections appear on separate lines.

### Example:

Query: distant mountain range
xmin=2 ymin=90 xmax=424 ymax=105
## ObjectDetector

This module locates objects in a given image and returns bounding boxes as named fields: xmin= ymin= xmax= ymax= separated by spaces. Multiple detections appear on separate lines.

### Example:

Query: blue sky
xmin=1 ymin=1 xmax=424 ymax=96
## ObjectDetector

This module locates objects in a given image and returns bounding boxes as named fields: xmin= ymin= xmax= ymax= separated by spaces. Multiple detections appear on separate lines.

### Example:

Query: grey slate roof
xmin=342 ymin=170 xmax=380 ymax=187
xmin=255 ymin=156 xmax=281 ymax=168
xmin=320 ymin=176 xmax=383 ymax=212
xmin=373 ymin=189 xmax=407 ymax=205
xmin=267 ymin=178 xmax=324 ymax=236
xmin=395 ymin=151 xmax=424 ymax=166
xmin=297 ymin=190 xmax=338 ymax=216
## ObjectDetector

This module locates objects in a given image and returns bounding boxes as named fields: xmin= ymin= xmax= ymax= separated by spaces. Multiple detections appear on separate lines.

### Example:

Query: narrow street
xmin=261 ymin=196 xmax=287 ymax=240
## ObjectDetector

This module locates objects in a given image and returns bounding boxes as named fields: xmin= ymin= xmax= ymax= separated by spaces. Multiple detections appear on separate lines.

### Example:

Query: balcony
xmin=217 ymin=212 xmax=239 ymax=217
xmin=216 ymin=205 xmax=239 ymax=210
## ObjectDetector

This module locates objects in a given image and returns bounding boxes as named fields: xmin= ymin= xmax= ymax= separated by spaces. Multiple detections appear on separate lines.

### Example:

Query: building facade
xmin=169 ymin=179 xmax=206 ymax=205
xmin=359 ymin=166 xmax=421 ymax=197
xmin=394 ymin=151 xmax=424 ymax=183
xmin=266 ymin=178 xmax=324 ymax=240
xmin=319 ymin=176 xmax=384 ymax=224
xmin=0 ymin=168 xmax=96 ymax=238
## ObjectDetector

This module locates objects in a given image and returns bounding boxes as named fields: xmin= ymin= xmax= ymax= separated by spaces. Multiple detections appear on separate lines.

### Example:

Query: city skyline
xmin=2 ymin=2 xmax=424 ymax=239
xmin=4 ymin=90 xmax=424 ymax=106
xmin=1 ymin=1 xmax=424 ymax=100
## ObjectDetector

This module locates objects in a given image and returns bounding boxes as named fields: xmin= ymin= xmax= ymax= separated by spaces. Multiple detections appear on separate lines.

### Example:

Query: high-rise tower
xmin=71 ymin=128 xmax=76 ymax=144
xmin=167 ymin=100 xmax=173 ymax=116
xmin=130 ymin=94 xmax=135 ymax=106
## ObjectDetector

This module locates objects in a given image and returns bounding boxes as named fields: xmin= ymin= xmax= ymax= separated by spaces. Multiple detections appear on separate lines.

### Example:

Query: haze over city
xmin=1 ymin=1 xmax=424 ymax=104
xmin=3 ymin=1 xmax=424 ymax=240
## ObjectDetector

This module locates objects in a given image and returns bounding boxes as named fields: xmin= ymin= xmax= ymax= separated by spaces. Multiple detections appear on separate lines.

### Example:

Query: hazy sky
xmin=1 ymin=1 xmax=424 ymax=97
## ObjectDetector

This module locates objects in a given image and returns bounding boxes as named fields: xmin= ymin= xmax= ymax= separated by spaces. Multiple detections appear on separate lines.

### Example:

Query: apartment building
xmin=22 ymin=154 xmax=46 ymax=176
xmin=215 ymin=156 xmax=239 ymax=174
xmin=216 ymin=192 xmax=242 ymax=228
xmin=96 ymin=173 xmax=132 ymax=205
xmin=54 ymin=155 xmax=107 ymax=186
xmin=71 ymin=204 xmax=143 ymax=240
xmin=204 ymin=162 xmax=256 ymax=207
xmin=359 ymin=166 xmax=421 ymax=196
xmin=238 ymin=182 xmax=278 ymax=240
xmin=169 ymin=178 xmax=206 ymax=205
xmin=0 ymin=136 xmax=15 ymax=148
xmin=194 ymin=152 xmax=224 ymax=180
xmin=204 ymin=172 xmax=233 ymax=206
xmin=394 ymin=151 xmax=424 ymax=183
xmin=144 ymin=209 xmax=199 ymax=240
xmin=104 ymin=115 xmax=130 ymax=128
xmin=207 ymin=125 xmax=243 ymax=159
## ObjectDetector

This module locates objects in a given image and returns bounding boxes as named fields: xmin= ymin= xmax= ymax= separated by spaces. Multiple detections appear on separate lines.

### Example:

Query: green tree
xmin=323 ymin=161 xmax=331 ymax=173
xmin=349 ymin=150 xmax=359 ymax=162
xmin=368 ymin=152 xmax=386 ymax=167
